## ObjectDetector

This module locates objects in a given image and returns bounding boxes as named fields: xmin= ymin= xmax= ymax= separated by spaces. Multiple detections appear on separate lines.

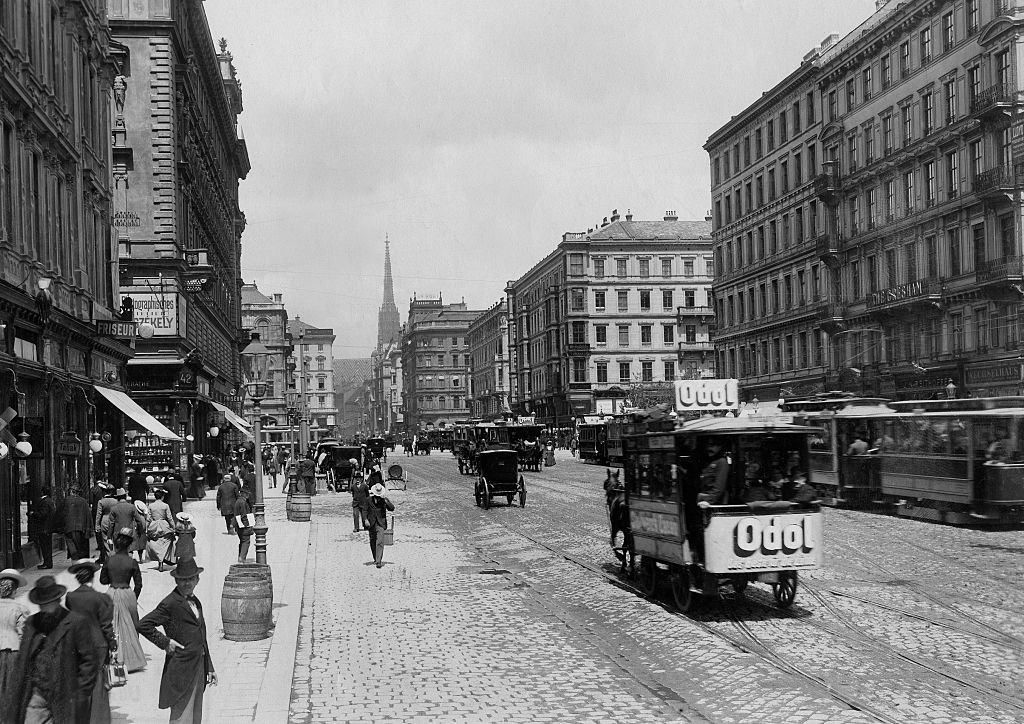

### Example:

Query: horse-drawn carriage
xmin=314 ymin=441 xmax=363 ymax=492
xmin=414 ymin=437 xmax=432 ymax=455
xmin=610 ymin=385 xmax=824 ymax=612
xmin=475 ymin=449 xmax=526 ymax=509
xmin=366 ymin=436 xmax=388 ymax=466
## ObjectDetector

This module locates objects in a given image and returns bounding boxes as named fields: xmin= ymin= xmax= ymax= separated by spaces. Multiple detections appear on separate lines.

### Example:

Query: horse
xmin=603 ymin=468 xmax=634 ymax=574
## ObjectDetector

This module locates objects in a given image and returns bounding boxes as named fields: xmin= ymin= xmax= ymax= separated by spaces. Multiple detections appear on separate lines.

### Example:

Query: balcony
xmin=567 ymin=342 xmax=591 ymax=354
xmin=814 ymin=231 xmax=841 ymax=267
xmin=969 ymin=82 xmax=1016 ymax=121
xmin=973 ymin=164 xmax=1024 ymax=199
xmin=676 ymin=305 xmax=714 ymax=322
xmin=813 ymin=301 xmax=846 ymax=334
xmin=976 ymin=255 xmax=1024 ymax=290
xmin=813 ymin=163 xmax=841 ymax=204
xmin=678 ymin=340 xmax=714 ymax=355
xmin=865 ymin=279 xmax=944 ymax=314
xmin=568 ymin=382 xmax=592 ymax=390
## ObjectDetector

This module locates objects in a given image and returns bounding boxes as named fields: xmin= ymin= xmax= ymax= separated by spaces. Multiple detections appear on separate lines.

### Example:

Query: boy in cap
xmin=365 ymin=483 xmax=395 ymax=568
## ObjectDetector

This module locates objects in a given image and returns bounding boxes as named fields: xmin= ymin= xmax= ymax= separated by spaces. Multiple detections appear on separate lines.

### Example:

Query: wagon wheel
xmin=637 ymin=557 xmax=657 ymax=596
xmin=479 ymin=477 xmax=491 ymax=509
xmin=772 ymin=571 xmax=798 ymax=608
xmin=518 ymin=474 xmax=526 ymax=508
xmin=670 ymin=565 xmax=700 ymax=613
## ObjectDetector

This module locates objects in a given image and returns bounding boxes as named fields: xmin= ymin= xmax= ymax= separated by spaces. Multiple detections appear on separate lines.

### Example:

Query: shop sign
xmin=866 ymin=280 xmax=924 ymax=308
xmin=96 ymin=319 xmax=137 ymax=338
xmin=705 ymin=511 xmax=823 ymax=573
xmin=57 ymin=434 xmax=82 ymax=456
xmin=966 ymin=363 xmax=1021 ymax=386
xmin=124 ymin=292 xmax=182 ymax=337
xmin=893 ymin=371 xmax=954 ymax=391
xmin=632 ymin=510 xmax=678 ymax=537
xmin=517 ymin=415 xmax=536 ymax=425
xmin=674 ymin=378 xmax=739 ymax=413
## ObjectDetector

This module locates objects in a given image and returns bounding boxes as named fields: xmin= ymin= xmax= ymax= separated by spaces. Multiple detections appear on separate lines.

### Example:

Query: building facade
xmin=710 ymin=0 xmax=1024 ymax=401
xmin=333 ymin=357 xmax=370 ymax=439
xmin=506 ymin=212 xmax=714 ymax=423
xmin=400 ymin=296 xmax=480 ymax=431
xmin=287 ymin=317 xmax=337 ymax=444
xmin=241 ymin=283 xmax=291 ymax=442
xmin=0 ymin=1 xmax=135 ymax=567
xmin=467 ymin=300 xmax=510 ymax=418
xmin=109 ymin=1 xmax=250 ymax=472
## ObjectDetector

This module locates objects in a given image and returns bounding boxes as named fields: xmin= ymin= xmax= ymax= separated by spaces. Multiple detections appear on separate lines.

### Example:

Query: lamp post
xmin=297 ymin=330 xmax=310 ymax=455
xmin=284 ymin=390 xmax=298 ymax=492
xmin=242 ymin=331 xmax=270 ymax=566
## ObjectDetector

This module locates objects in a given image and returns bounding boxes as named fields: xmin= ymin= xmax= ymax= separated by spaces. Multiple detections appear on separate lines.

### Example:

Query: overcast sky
xmin=202 ymin=0 xmax=877 ymax=358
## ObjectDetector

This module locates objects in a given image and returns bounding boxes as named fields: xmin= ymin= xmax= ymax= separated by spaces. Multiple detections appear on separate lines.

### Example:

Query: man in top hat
xmin=137 ymin=558 xmax=216 ymax=724
xmin=6 ymin=575 xmax=100 ymax=724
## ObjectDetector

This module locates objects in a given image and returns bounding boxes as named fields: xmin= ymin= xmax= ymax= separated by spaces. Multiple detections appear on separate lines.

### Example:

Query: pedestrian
xmin=174 ymin=513 xmax=197 ymax=564
xmin=66 ymin=559 xmax=115 ymax=724
xmin=240 ymin=461 xmax=256 ymax=504
xmin=29 ymin=486 xmax=57 ymax=569
xmin=137 ymin=558 xmax=217 ymax=724
xmin=697 ymin=439 xmax=732 ymax=505
xmin=161 ymin=469 xmax=187 ymax=518
xmin=126 ymin=466 xmax=150 ymax=504
xmin=203 ymin=455 xmax=220 ymax=491
xmin=188 ymin=456 xmax=206 ymax=500
xmin=0 ymin=568 xmax=28 ymax=696
xmin=5 ymin=575 xmax=100 ymax=724
xmin=216 ymin=473 xmax=240 ymax=534
xmin=148 ymin=489 xmax=177 ymax=572
xmin=60 ymin=486 xmax=92 ymax=560
xmin=88 ymin=479 xmax=110 ymax=560
xmin=350 ymin=474 xmax=369 ymax=532
xmin=233 ymin=491 xmax=254 ymax=563
xmin=267 ymin=458 xmax=278 ymax=488
xmin=297 ymin=455 xmax=316 ymax=494
xmin=94 ymin=485 xmax=119 ymax=563
xmin=132 ymin=499 xmax=152 ymax=562
xmin=365 ymin=483 xmax=395 ymax=569
xmin=108 ymin=487 xmax=138 ymax=554
xmin=100 ymin=531 xmax=147 ymax=673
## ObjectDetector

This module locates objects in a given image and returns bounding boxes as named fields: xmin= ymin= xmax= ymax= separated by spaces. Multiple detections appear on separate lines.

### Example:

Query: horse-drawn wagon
xmin=475 ymin=449 xmax=526 ymax=509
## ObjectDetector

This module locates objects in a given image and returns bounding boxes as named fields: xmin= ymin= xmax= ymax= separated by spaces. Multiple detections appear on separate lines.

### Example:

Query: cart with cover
xmin=330 ymin=444 xmax=365 ymax=492
xmin=475 ymin=449 xmax=526 ymax=509
xmin=366 ymin=436 xmax=388 ymax=465
xmin=620 ymin=379 xmax=824 ymax=612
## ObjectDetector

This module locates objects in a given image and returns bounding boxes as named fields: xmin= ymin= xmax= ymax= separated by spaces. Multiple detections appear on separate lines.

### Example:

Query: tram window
xmin=809 ymin=425 xmax=830 ymax=452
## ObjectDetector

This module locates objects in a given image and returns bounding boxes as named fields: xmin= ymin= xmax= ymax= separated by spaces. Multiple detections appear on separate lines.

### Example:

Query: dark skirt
xmin=0 ymin=649 xmax=17 ymax=696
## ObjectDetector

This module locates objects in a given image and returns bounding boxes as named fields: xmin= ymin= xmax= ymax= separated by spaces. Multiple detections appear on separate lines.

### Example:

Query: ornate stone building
xmin=467 ymin=300 xmax=510 ymax=418
xmin=108 ymin=1 xmax=250 ymax=474
xmin=241 ymin=283 xmax=290 ymax=441
xmin=0 ymin=1 xmax=134 ymax=567
xmin=287 ymin=317 xmax=337 ymax=446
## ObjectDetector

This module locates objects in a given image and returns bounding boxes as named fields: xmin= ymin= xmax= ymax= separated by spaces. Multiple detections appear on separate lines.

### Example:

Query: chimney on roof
xmin=610 ymin=209 xmax=619 ymax=222
xmin=664 ymin=211 xmax=678 ymax=221
xmin=625 ymin=209 xmax=632 ymax=222
xmin=601 ymin=217 xmax=609 ymax=227
xmin=273 ymin=293 xmax=282 ymax=303
xmin=820 ymin=33 xmax=839 ymax=51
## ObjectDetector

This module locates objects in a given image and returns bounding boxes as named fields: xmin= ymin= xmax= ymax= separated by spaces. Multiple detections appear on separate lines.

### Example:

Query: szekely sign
xmin=674 ymin=379 xmax=739 ymax=413
xmin=124 ymin=292 xmax=184 ymax=337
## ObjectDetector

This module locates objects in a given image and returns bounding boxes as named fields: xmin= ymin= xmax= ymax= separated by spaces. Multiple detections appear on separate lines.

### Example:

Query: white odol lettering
xmin=800 ymin=517 xmax=816 ymax=552
xmin=678 ymin=386 xmax=694 ymax=407
xmin=711 ymin=387 xmax=725 ymax=405
xmin=761 ymin=517 xmax=783 ymax=554
xmin=696 ymin=387 xmax=710 ymax=406
xmin=782 ymin=524 xmax=802 ymax=552
xmin=734 ymin=517 xmax=760 ymax=555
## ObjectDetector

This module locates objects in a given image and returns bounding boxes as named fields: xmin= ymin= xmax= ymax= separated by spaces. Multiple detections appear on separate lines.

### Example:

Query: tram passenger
xmin=986 ymin=429 xmax=1014 ymax=463
xmin=846 ymin=433 xmax=869 ymax=456
xmin=787 ymin=470 xmax=816 ymax=503
xmin=696 ymin=440 xmax=732 ymax=505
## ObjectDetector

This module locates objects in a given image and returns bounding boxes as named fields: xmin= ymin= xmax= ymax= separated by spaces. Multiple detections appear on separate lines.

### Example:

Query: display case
xmin=123 ymin=406 xmax=177 ymax=473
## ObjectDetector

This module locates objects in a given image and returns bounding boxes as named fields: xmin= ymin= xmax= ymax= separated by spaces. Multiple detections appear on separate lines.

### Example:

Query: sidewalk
xmin=15 ymin=482 xmax=309 ymax=724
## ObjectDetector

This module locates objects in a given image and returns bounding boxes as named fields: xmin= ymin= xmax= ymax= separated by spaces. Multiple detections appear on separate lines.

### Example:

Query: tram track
xmin=420 ymin=455 xmax=1024 ymax=722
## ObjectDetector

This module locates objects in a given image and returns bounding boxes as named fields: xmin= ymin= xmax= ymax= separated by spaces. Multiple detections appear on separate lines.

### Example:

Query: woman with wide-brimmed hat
xmin=100 ymin=530 xmax=147 ymax=673
xmin=66 ymin=559 xmax=115 ymax=723
xmin=0 ymin=568 xmax=28 ymax=697
xmin=173 ymin=512 xmax=197 ymax=563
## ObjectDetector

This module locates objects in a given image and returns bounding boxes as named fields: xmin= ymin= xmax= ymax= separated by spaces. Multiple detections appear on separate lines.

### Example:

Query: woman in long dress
xmin=131 ymin=500 xmax=150 ymax=562
xmin=146 ymin=489 xmax=176 ymax=571
xmin=66 ymin=560 xmax=114 ymax=724
xmin=100 ymin=531 xmax=147 ymax=672
xmin=174 ymin=512 xmax=197 ymax=563
xmin=0 ymin=568 xmax=28 ymax=694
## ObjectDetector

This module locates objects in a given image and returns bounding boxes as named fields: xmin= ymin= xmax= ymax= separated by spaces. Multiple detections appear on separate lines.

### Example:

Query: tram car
xmin=578 ymin=420 xmax=608 ymax=464
xmin=622 ymin=415 xmax=824 ymax=611
xmin=787 ymin=395 xmax=1024 ymax=524
xmin=605 ymin=417 xmax=625 ymax=466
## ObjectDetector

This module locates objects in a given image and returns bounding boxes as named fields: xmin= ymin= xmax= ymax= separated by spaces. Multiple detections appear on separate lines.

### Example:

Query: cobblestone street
xmin=289 ymin=449 xmax=1024 ymax=723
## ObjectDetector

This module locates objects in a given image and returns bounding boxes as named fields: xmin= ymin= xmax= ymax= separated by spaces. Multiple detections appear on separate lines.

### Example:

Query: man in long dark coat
xmin=137 ymin=558 xmax=217 ymax=723
xmin=126 ymin=467 xmax=150 ymax=504
xmin=60 ymin=487 xmax=93 ymax=560
xmin=216 ymin=474 xmax=240 ymax=533
xmin=6 ymin=575 xmax=100 ymax=723
xmin=161 ymin=469 xmax=187 ymax=519
xmin=30 ymin=487 xmax=58 ymax=569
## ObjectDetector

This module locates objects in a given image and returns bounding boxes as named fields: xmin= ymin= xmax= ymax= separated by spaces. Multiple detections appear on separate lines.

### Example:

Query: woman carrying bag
xmin=366 ymin=483 xmax=395 ymax=569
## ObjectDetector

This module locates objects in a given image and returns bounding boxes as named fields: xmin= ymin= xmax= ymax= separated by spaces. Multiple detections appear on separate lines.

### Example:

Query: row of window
xmin=417 ymin=336 xmax=467 ymax=347
xmin=720 ymin=265 xmax=824 ymax=327
xmin=414 ymin=375 xmax=464 ymax=388
xmin=576 ymin=288 xmax=708 ymax=313
xmin=572 ymin=322 xmax=702 ymax=347
xmin=414 ymin=354 xmax=472 ymax=368
xmin=713 ymin=148 xmax=818 ymax=230
xmin=717 ymin=201 xmax=820 ymax=277
xmin=720 ymin=330 xmax=827 ymax=378
xmin=827 ymin=2 xmax=990 ymax=125
xmin=573 ymin=359 xmax=680 ymax=384
xmin=846 ymin=218 xmax=1012 ymax=297
xmin=415 ymin=396 xmax=467 ymax=410
xmin=569 ymin=254 xmax=712 ymax=279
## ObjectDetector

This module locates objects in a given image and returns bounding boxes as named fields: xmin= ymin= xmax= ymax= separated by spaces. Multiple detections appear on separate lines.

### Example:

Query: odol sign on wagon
xmin=622 ymin=378 xmax=826 ymax=609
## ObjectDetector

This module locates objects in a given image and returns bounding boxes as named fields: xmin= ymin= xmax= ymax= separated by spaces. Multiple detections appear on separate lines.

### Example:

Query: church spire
xmin=376 ymin=234 xmax=401 ymax=350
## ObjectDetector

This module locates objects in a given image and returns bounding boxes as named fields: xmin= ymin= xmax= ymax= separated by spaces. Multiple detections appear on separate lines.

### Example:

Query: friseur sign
xmin=96 ymin=320 xmax=137 ymax=338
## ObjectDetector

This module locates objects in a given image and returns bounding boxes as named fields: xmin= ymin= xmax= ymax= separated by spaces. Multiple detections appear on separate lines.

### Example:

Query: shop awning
xmin=209 ymin=400 xmax=253 ymax=440
xmin=94 ymin=386 xmax=184 ymax=441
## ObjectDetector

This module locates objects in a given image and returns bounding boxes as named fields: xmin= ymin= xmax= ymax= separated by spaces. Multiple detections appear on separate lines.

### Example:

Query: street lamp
xmin=284 ymin=390 xmax=299 ymax=492
xmin=242 ymin=331 xmax=270 ymax=566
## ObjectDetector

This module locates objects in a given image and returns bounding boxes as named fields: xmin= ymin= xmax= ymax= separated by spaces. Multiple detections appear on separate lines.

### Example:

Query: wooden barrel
xmin=221 ymin=573 xmax=272 ymax=641
xmin=229 ymin=563 xmax=272 ymax=587
xmin=289 ymin=493 xmax=311 ymax=522
xmin=285 ymin=492 xmax=292 ymax=515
